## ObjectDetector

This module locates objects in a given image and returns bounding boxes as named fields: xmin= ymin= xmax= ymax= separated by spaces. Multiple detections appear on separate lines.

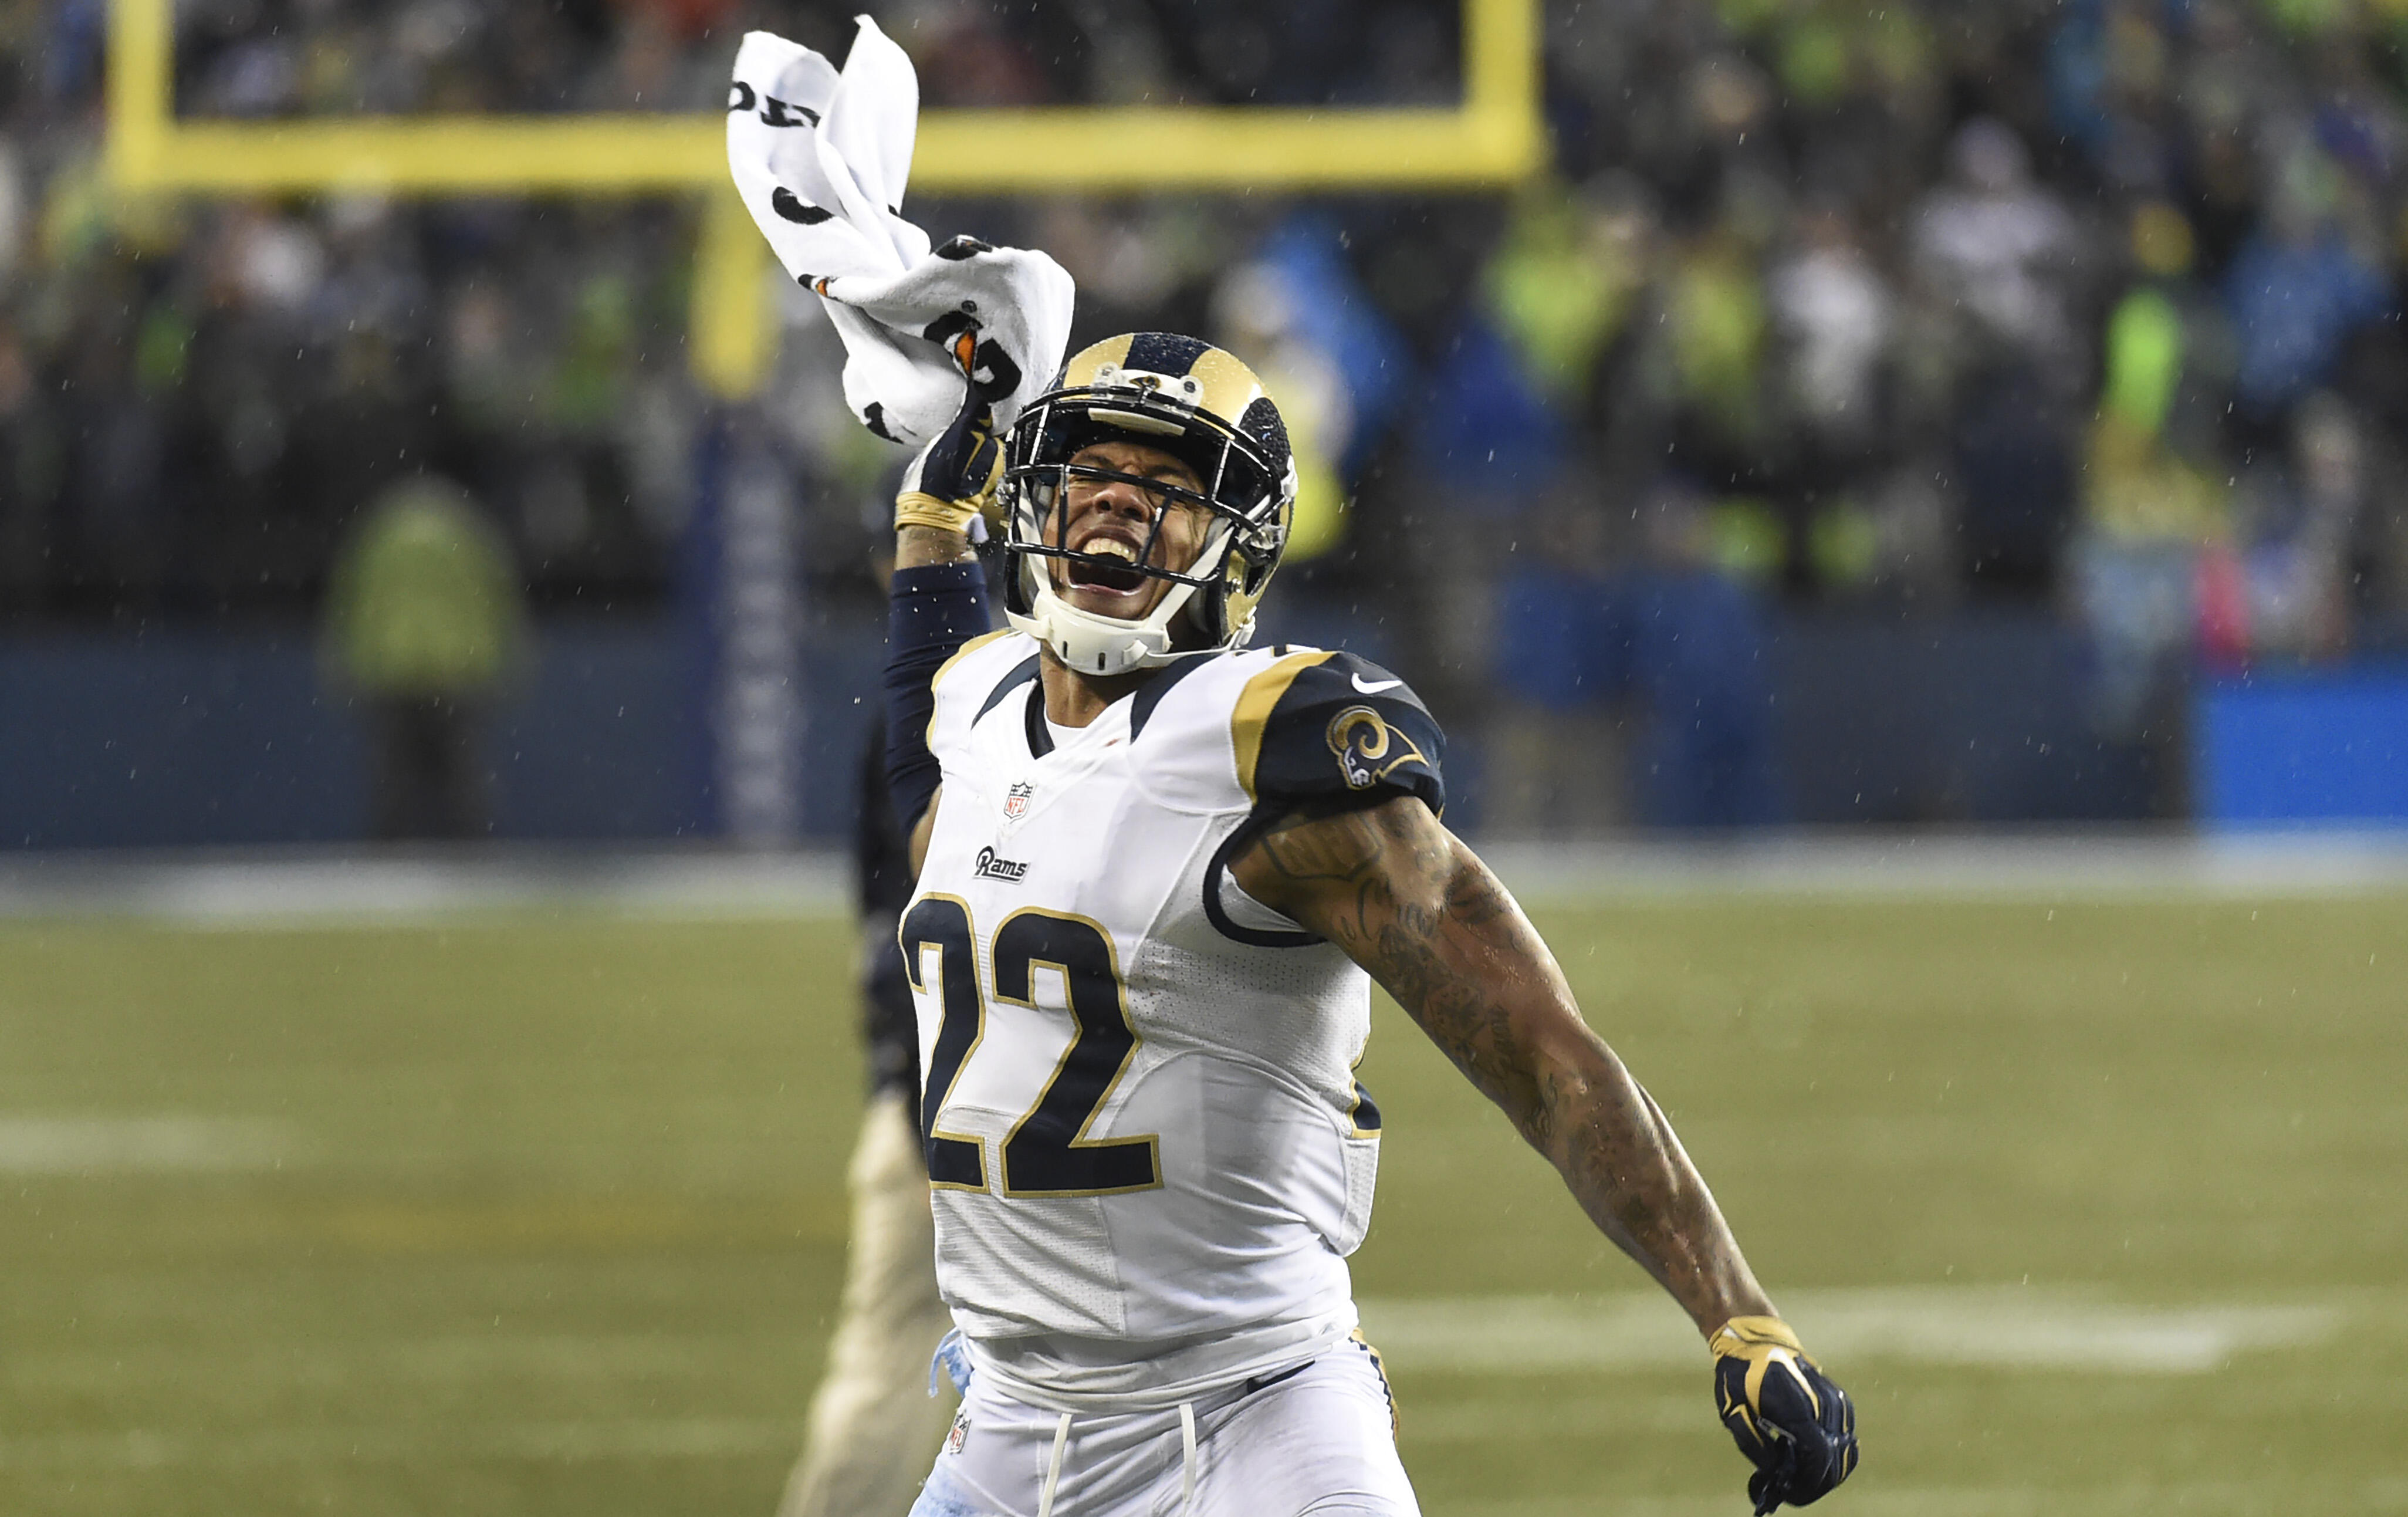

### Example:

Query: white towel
xmin=726 ymin=20 xmax=1076 ymax=448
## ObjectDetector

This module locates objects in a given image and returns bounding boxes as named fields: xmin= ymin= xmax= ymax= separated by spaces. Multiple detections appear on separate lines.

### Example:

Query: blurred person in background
xmin=2221 ymin=143 xmax=2389 ymax=460
xmin=1476 ymin=180 xmax=1658 ymax=834
xmin=1607 ymin=478 xmax=1783 ymax=829
xmin=1482 ymin=177 xmax=1649 ymax=425
xmin=1211 ymin=245 xmax=1360 ymax=567
xmin=1911 ymin=118 xmax=2090 ymax=595
xmin=1767 ymin=200 xmax=1899 ymax=596
xmin=777 ymin=705 xmax=958 ymax=1517
xmin=2072 ymin=201 xmax=2234 ymax=755
xmin=1662 ymin=217 xmax=1774 ymax=494
xmin=2061 ymin=222 xmax=2225 ymax=751
xmin=1910 ymin=119 xmax=2089 ymax=382
xmin=321 ymin=475 xmax=525 ymax=840
xmin=2222 ymin=390 xmax=2363 ymax=665
xmin=0 ymin=328 xmax=33 ymax=608
xmin=2351 ymin=431 xmax=2408 ymax=651
xmin=1769 ymin=202 xmax=1893 ymax=482
xmin=1485 ymin=500 xmax=1626 ymax=837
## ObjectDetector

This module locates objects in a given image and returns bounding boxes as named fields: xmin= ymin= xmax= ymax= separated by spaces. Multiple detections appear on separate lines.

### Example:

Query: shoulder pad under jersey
xmin=927 ymin=630 xmax=1039 ymax=759
xmin=1232 ymin=649 xmax=1445 ymax=817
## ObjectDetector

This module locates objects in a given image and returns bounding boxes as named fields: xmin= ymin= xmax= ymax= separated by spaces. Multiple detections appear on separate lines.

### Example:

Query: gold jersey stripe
xmin=1231 ymin=650 xmax=1335 ymax=802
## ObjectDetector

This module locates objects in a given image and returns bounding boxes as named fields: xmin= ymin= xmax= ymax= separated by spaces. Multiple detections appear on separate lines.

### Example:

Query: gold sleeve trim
xmin=1230 ymin=650 xmax=1334 ymax=803
xmin=894 ymin=492 xmax=983 ymax=534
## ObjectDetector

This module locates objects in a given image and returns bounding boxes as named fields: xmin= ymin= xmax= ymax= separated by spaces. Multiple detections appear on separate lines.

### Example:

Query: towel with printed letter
xmin=725 ymin=19 xmax=1074 ymax=448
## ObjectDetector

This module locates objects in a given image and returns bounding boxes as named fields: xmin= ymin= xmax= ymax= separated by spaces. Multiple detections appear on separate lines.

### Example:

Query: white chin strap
xmin=1007 ymin=577 xmax=1205 ymax=677
xmin=1006 ymin=528 xmax=1252 ymax=678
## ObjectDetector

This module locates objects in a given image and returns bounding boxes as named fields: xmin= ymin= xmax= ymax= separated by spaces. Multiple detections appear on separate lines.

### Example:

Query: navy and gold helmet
xmin=1001 ymin=333 xmax=1297 ymax=676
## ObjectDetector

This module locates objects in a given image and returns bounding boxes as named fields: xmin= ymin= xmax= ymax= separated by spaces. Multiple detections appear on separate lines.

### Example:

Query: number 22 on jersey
xmin=901 ymin=896 xmax=1162 ymax=1198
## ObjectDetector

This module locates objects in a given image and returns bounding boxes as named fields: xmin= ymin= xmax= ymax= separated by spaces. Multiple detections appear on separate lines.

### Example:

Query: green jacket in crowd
xmin=323 ymin=479 xmax=526 ymax=699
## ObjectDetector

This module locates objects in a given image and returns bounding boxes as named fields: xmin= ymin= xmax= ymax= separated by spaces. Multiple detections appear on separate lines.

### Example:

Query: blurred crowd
xmin=9 ymin=0 xmax=2408 ymax=823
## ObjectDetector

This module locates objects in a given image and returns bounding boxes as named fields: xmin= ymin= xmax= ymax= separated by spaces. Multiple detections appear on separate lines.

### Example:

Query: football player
xmin=882 ymin=332 xmax=1856 ymax=1517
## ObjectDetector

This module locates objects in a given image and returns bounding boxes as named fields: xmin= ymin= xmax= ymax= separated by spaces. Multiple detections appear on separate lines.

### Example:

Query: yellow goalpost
xmin=103 ymin=0 xmax=1545 ymax=400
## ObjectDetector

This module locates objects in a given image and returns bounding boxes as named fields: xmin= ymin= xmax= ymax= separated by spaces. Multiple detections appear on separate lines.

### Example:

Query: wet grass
xmin=2 ymin=891 xmax=2402 ymax=1515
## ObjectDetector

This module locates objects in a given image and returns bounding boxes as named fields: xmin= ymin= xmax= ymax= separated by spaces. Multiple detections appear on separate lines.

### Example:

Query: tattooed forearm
xmin=1230 ymin=795 xmax=1774 ymax=1334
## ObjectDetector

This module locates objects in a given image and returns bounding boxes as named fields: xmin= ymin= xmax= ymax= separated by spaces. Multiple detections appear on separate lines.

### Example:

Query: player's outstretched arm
xmin=1230 ymin=794 xmax=1858 ymax=1513
xmin=1230 ymin=794 xmax=1768 ymax=1330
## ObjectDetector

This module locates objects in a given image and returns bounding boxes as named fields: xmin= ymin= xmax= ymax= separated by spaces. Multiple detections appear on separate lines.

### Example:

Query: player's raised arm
xmin=882 ymin=369 xmax=1004 ymax=870
xmin=1230 ymin=795 xmax=1859 ymax=1514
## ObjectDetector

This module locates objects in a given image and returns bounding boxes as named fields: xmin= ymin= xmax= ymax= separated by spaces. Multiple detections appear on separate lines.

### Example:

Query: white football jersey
xmin=904 ymin=631 xmax=1446 ymax=1407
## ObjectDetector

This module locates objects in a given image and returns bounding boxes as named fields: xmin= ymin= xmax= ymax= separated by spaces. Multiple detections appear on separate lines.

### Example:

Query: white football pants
xmin=907 ymin=1337 xmax=1419 ymax=1517
xmin=777 ymin=1090 xmax=961 ymax=1517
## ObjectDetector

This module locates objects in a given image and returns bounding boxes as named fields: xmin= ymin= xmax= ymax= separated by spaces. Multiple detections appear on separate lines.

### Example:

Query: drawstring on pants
xmin=1177 ymin=1400 xmax=1199 ymax=1513
xmin=1034 ymin=1411 xmax=1072 ymax=1517
xmin=1027 ymin=1400 xmax=1199 ymax=1517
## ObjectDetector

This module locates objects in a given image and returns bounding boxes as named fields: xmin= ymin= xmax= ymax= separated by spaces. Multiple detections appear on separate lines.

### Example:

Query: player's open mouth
xmin=1066 ymin=539 xmax=1149 ymax=596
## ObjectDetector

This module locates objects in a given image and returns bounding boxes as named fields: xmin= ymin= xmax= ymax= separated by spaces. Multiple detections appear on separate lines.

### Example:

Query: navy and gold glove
xmin=1710 ymin=1316 xmax=1858 ymax=1514
xmin=894 ymin=327 xmax=1005 ymax=538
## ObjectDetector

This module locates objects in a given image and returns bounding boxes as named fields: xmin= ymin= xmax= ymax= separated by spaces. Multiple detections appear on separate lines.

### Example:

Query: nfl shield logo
xmin=1003 ymin=781 xmax=1034 ymax=820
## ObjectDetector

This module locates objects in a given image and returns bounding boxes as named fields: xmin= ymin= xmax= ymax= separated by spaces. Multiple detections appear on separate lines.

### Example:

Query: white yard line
xmin=1447 ymin=1480 xmax=2408 ymax=1517
xmin=6 ymin=1335 xmax=777 ymax=1391
xmin=0 ymin=1116 xmax=299 ymax=1174
xmin=0 ymin=850 xmax=848 ymax=924
xmin=1402 ymin=1393 xmax=1709 ymax=1443
xmin=1357 ymin=1286 xmax=2345 ymax=1376
xmin=2 ymin=832 xmax=2407 ymax=925
xmin=1482 ymin=831 xmax=2408 ymax=902
xmin=0 ymin=1417 xmax=797 ymax=1469
xmin=4 ymin=1289 xmax=2356 ymax=1400
xmin=0 ymin=1289 xmax=2378 ymax=1481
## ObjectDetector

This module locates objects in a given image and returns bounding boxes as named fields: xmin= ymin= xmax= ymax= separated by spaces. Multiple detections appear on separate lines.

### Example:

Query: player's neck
xmin=1037 ymin=653 xmax=1152 ymax=728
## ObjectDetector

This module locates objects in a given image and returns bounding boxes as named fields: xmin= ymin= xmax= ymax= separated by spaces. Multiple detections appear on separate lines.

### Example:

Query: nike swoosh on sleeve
xmin=1351 ymin=675 xmax=1404 ymax=694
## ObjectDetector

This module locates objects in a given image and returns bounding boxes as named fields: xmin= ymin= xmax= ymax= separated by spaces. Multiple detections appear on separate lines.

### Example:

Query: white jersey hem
xmin=963 ymin=1303 xmax=1361 ymax=1414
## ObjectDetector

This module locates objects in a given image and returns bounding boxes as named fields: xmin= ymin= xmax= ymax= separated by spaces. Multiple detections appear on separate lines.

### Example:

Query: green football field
xmin=4 ymin=885 xmax=2404 ymax=1515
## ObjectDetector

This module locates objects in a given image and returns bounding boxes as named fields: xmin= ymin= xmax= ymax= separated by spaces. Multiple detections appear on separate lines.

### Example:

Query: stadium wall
xmin=6 ymin=627 xmax=662 ymax=847
xmin=0 ymin=624 xmax=897 ymax=850
xmin=0 ymin=612 xmax=2190 ymax=848
xmin=1768 ymin=612 xmax=2159 ymax=825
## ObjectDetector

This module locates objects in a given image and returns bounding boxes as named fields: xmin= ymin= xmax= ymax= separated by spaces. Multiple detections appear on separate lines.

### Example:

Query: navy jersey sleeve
xmin=1241 ymin=651 xmax=1446 ymax=819
xmin=884 ymin=561 xmax=993 ymax=833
